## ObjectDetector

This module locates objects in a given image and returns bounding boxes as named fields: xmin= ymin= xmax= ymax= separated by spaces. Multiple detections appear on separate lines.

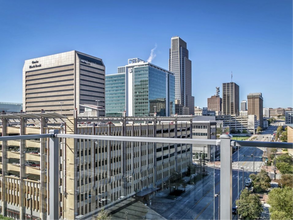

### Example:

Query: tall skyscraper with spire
xmin=169 ymin=36 xmax=194 ymax=115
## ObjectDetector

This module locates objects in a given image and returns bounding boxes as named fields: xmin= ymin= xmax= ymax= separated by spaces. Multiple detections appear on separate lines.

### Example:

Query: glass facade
xmin=105 ymin=73 xmax=125 ymax=116
xmin=133 ymin=66 xmax=149 ymax=116
xmin=148 ymin=66 xmax=167 ymax=116
xmin=133 ymin=65 xmax=175 ymax=116
xmin=169 ymin=75 xmax=175 ymax=115
xmin=106 ymin=59 xmax=175 ymax=117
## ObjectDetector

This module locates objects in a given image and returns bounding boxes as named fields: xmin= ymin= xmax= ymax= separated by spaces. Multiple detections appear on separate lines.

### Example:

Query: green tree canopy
xmin=279 ymin=174 xmax=293 ymax=188
xmin=94 ymin=208 xmax=111 ymax=220
xmin=280 ymin=131 xmax=287 ymax=142
xmin=256 ymin=126 xmax=262 ymax=134
xmin=249 ymin=169 xmax=271 ymax=193
xmin=268 ymin=187 xmax=293 ymax=220
xmin=275 ymin=154 xmax=293 ymax=174
xmin=236 ymin=188 xmax=263 ymax=219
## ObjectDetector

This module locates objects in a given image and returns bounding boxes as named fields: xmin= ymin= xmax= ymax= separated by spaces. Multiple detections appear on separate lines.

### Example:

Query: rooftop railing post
xmin=1 ymin=117 xmax=7 ymax=217
xmin=49 ymin=130 xmax=59 ymax=220
xmin=220 ymin=134 xmax=232 ymax=220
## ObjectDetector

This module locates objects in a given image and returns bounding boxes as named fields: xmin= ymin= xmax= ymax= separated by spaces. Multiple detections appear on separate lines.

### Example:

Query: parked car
xmin=232 ymin=206 xmax=237 ymax=215
xmin=245 ymin=178 xmax=252 ymax=187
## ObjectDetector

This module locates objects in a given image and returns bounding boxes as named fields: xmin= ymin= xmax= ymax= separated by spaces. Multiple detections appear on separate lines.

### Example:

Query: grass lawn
xmin=232 ymin=136 xmax=250 ymax=141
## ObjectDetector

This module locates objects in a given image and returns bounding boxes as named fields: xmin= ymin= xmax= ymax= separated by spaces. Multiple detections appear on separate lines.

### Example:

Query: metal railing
xmin=0 ymin=132 xmax=292 ymax=220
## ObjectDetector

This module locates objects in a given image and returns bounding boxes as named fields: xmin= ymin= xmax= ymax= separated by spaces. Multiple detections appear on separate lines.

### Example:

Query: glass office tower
xmin=105 ymin=73 xmax=125 ymax=116
xmin=105 ymin=58 xmax=175 ymax=117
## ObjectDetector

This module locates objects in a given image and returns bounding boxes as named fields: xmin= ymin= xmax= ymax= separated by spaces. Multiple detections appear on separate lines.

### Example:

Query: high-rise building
xmin=169 ymin=36 xmax=194 ymax=115
xmin=247 ymin=93 xmax=263 ymax=128
xmin=222 ymin=82 xmax=239 ymax=115
xmin=0 ymin=102 xmax=22 ymax=113
xmin=241 ymin=100 xmax=247 ymax=111
xmin=285 ymin=111 xmax=293 ymax=124
xmin=105 ymin=73 xmax=125 ymax=117
xmin=23 ymin=51 xmax=105 ymax=116
xmin=208 ymin=87 xmax=222 ymax=112
xmin=105 ymin=58 xmax=175 ymax=116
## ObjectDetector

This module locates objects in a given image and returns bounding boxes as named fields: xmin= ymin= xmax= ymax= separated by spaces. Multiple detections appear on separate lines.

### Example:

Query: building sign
xmin=80 ymin=59 xmax=91 ymax=65
xmin=29 ymin=60 xmax=41 ymax=69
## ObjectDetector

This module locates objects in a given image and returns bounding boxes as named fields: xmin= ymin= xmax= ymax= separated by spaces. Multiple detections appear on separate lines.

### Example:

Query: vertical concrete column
xmin=139 ymin=124 xmax=142 ymax=190
xmin=107 ymin=124 xmax=111 ymax=202
xmin=220 ymin=134 xmax=232 ymax=220
xmin=131 ymin=124 xmax=135 ymax=192
xmin=64 ymin=117 xmax=76 ymax=220
xmin=121 ymin=114 xmax=127 ymax=196
xmin=49 ymin=130 xmax=59 ymax=220
xmin=153 ymin=116 xmax=157 ymax=187
xmin=190 ymin=120 xmax=193 ymax=163
xmin=174 ymin=118 xmax=178 ymax=171
xmin=19 ymin=117 xmax=26 ymax=220
xmin=91 ymin=124 xmax=95 ymax=210
xmin=1 ymin=118 xmax=7 ymax=216
xmin=40 ymin=117 xmax=47 ymax=220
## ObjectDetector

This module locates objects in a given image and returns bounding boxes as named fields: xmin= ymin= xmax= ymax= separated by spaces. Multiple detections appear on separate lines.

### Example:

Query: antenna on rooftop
xmin=231 ymin=71 xmax=233 ymax=82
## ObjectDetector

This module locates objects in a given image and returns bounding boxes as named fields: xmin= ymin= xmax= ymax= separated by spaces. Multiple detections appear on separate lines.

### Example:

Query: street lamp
xmin=241 ymin=166 xmax=244 ymax=189
xmin=251 ymin=154 xmax=255 ymax=173
xmin=214 ymin=193 xmax=220 ymax=219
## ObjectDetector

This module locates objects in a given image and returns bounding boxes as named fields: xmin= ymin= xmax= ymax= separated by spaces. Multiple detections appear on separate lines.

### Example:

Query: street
xmin=150 ymin=124 xmax=277 ymax=219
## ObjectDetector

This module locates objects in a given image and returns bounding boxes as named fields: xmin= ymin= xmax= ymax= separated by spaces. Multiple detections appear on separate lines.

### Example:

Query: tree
xmin=167 ymin=171 xmax=183 ymax=192
xmin=249 ymin=169 xmax=271 ymax=193
xmin=280 ymin=131 xmax=287 ymax=142
xmin=230 ymin=128 xmax=236 ymax=134
xmin=256 ymin=126 xmax=262 ymax=134
xmin=236 ymin=188 xmax=263 ymax=219
xmin=94 ymin=209 xmax=111 ymax=220
xmin=0 ymin=215 xmax=13 ymax=220
xmin=242 ymin=129 xmax=248 ymax=134
xmin=270 ymin=211 xmax=290 ymax=220
xmin=279 ymin=174 xmax=293 ymax=188
xmin=275 ymin=154 xmax=293 ymax=174
xmin=275 ymin=126 xmax=283 ymax=140
xmin=268 ymin=187 xmax=293 ymax=220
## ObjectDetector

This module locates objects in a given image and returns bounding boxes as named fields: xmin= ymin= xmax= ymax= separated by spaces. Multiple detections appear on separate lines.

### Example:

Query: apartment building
xmin=23 ymin=51 xmax=105 ymax=116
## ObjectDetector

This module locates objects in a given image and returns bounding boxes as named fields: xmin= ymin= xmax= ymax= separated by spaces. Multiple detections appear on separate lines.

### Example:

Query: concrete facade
xmin=287 ymin=125 xmax=293 ymax=156
xmin=169 ymin=37 xmax=194 ymax=115
xmin=208 ymin=95 xmax=222 ymax=112
xmin=247 ymin=93 xmax=263 ymax=128
xmin=222 ymin=82 xmax=239 ymax=116
xmin=23 ymin=51 xmax=105 ymax=116
xmin=0 ymin=113 xmax=217 ymax=219
xmin=217 ymin=114 xmax=258 ymax=133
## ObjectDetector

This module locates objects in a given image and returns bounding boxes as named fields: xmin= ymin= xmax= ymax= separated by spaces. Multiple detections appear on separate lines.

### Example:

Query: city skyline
xmin=0 ymin=0 xmax=292 ymax=109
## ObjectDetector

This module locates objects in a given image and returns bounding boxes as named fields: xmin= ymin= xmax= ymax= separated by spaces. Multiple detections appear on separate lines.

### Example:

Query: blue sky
xmin=0 ymin=0 xmax=292 ymax=108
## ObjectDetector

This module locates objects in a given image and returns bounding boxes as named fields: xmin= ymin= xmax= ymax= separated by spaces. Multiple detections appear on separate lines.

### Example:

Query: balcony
xmin=0 ymin=130 xmax=292 ymax=220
